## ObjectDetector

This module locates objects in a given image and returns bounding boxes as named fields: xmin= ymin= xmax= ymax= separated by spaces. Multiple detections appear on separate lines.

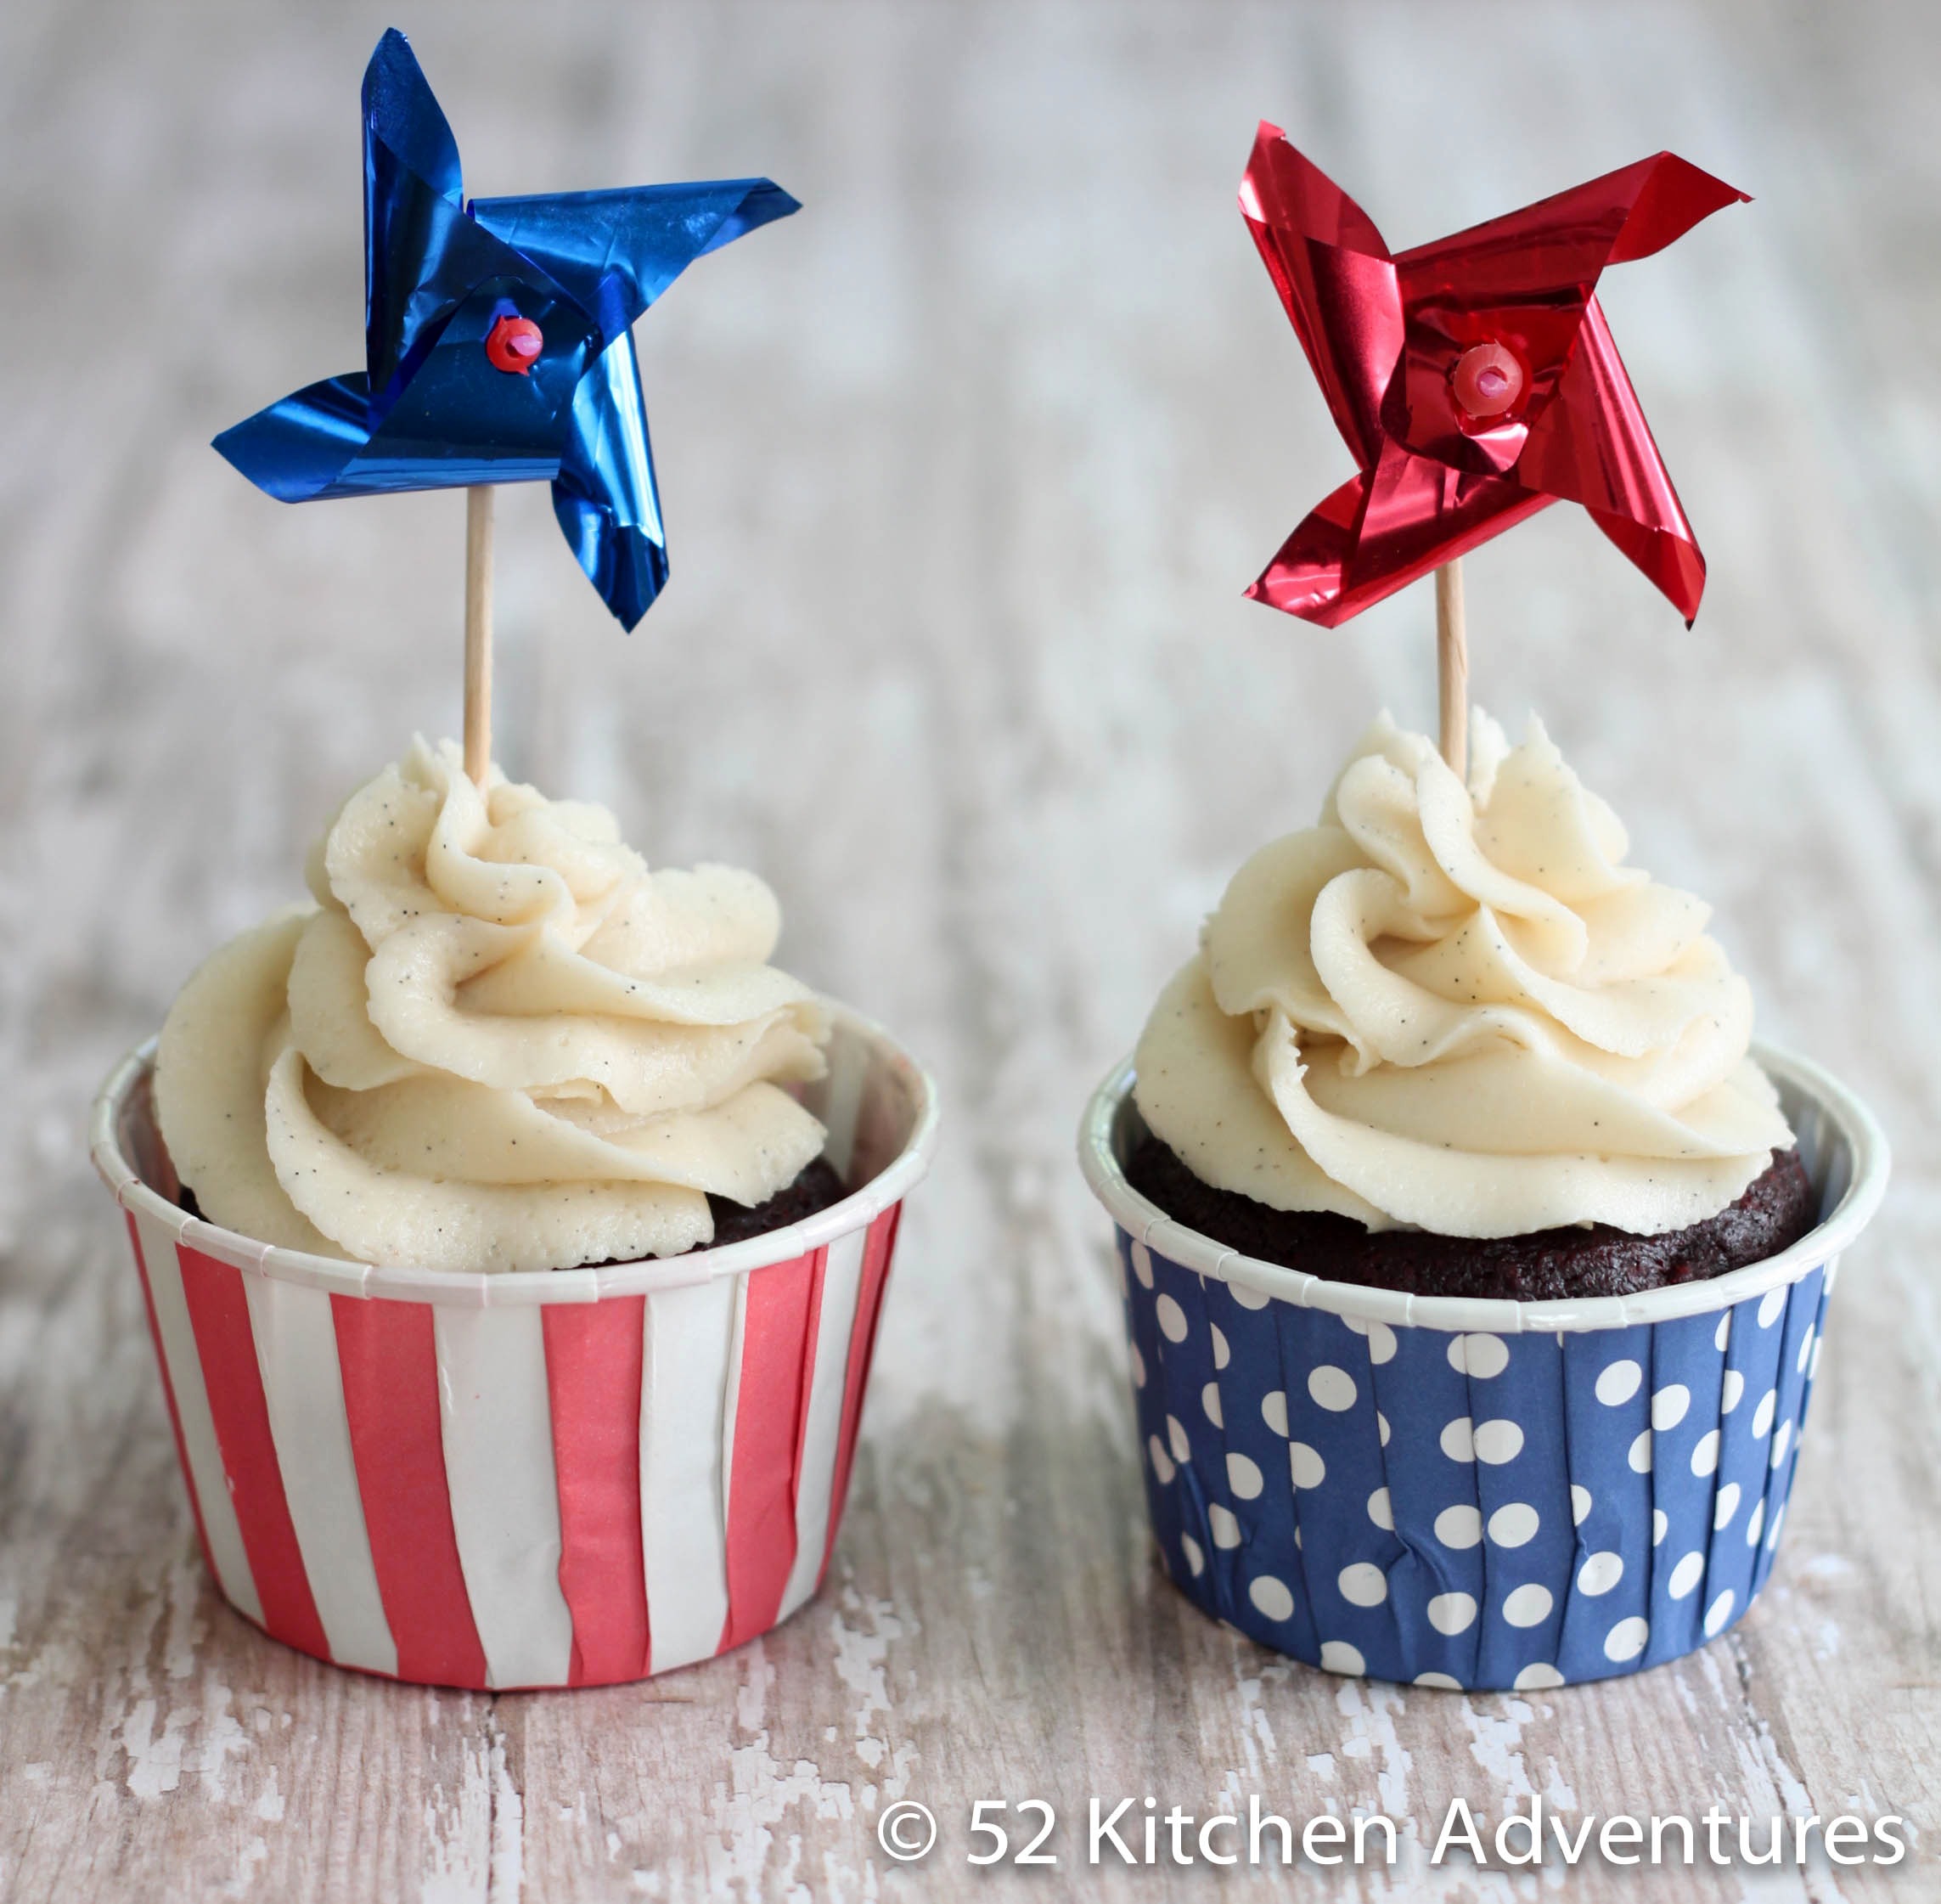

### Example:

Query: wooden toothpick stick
xmin=463 ymin=485 xmax=494 ymax=788
xmin=1436 ymin=558 xmax=1467 ymax=783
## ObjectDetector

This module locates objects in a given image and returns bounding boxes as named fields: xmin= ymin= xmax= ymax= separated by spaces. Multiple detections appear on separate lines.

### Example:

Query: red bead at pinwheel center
xmin=1451 ymin=341 xmax=1526 ymax=420
xmin=485 ymin=314 xmax=544 ymax=375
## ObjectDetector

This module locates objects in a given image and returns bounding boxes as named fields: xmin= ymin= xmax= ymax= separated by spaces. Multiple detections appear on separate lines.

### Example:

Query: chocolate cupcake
xmin=95 ymin=737 xmax=939 ymax=1690
xmin=1079 ymin=710 xmax=1887 ymax=1691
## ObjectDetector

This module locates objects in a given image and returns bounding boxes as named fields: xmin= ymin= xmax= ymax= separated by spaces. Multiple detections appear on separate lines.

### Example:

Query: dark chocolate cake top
xmin=1128 ymin=1135 xmax=1817 ymax=1302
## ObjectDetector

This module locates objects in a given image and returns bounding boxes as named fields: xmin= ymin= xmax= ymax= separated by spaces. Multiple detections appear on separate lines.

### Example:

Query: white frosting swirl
xmin=1134 ymin=712 xmax=1792 ymax=1238
xmin=156 ymin=739 xmax=830 ymax=1270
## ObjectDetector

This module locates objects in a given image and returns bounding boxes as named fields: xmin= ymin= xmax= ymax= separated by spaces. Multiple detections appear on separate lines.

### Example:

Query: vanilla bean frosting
xmin=156 ymin=739 xmax=831 ymax=1270
xmin=1134 ymin=712 xmax=1792 ymax=1239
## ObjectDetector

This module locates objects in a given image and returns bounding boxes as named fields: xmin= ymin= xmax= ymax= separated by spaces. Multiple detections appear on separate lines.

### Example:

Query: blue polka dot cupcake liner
xmin=1077 ymin=1044 xmax=1888 ymax=1692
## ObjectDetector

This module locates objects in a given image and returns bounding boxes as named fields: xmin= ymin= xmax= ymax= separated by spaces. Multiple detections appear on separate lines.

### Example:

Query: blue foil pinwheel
xmin=214 ymin=29 xmax=799 ymax=628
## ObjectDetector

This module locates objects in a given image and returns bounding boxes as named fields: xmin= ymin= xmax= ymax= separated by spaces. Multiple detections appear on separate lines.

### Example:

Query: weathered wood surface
xmin=3 ymin=2 xmax=1938 ymax=1897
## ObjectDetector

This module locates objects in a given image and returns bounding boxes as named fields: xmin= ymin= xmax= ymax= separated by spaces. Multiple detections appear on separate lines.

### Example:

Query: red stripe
xmin=717 ymin=1249 xmax=825 ymax=1653
xmin=331 ymin=1295 xmax=488 ymax=1688
xmin=542 ymin=1298 xmax=650 ymax=1687
xmin=176 ymin=1243 xmax=329 ymax=1661
xmin=125 ymin=1214 xmax=217 ymax=1583
xmin=821 ymin=1203 xmax=903 ymax=1586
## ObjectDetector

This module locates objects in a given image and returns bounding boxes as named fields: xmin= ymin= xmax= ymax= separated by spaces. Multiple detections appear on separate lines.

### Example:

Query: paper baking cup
xmin=1078 ymin=1043 xmax=1887 ymax=1691
xmin=92 ymin=1006 xmax=937 ymax=1690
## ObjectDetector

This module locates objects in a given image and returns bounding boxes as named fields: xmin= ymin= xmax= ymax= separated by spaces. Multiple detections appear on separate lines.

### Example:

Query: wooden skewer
xmin=1436 ymin=557 xmax=1467 ymax=782
xmin=463 ymin=484 xmax=494 ymax=788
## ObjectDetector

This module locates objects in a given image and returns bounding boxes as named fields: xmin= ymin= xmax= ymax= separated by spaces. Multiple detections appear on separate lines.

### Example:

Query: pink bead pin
xmin=1451 ymin=341 xmax=1526 ymax=420
xmin=485 ymin=314 xmax=544 ymax=375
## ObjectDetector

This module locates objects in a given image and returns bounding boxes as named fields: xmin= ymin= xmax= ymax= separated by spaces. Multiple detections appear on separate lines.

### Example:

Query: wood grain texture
xmin=3 ymin=2 xmax=1938 ymax=1898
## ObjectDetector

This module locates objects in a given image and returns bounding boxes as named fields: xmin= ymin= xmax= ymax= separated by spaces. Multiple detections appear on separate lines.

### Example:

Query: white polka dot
xmin=1514 ymin=1663 xmax=1567 ymax=1691
xmin=1344 ymin=1316 xmax=1398 ymax=1364
xmin=1770 ymin=1420 xmax=1793 ymax=1469
xmin=1415 ymin=1670 xmax=1464 ymax=1689
xmin=1721 ymin=1369 xmax=1745 ymax=1414
xmin=1181 ymin=1535 xmax=1205 ymax=1578
xmin=1758 ymin=1287 xmax=1786 ymax=1328
xmin=1449 ymin=1332 xmax=1510 ymax=1378
xmin=1148 ymin=1435 xmax=1175 ymax=1484
xmin=1745 ymin=1500 xmax=1764 ymax=1547
xmin=1713 ymin=1482 xmax=1741 ymax=1529
xmin=1338 ymin=1563 xmax=1388 ymax=1608
xmin=1651 ymin=1384 xmax=1691 ymax=1432
xmin=1571 ymin=1484 xmax=1594 ymax=1527
xmin=1426 ymin=1592 xmax=1478 ymax=1635
xmin=1502 ymin=1584 xmax=1553 ymax=1628
xmin=1294 ymin=1525 xmax=1302 ymax=1550
xmin=1577 ymin=1552 xmax=1623 ymax=1596
xmin=1488 ymin=1503 xmax=1539 ymax=1548
xmin=1595 ymin=1359 xmax=1642 ymax=1406
xmin=1668 ymin=1551 xmax=1705 ymax=1600
xmin=1308 ymin=1366 xmax=1357 ymax=1411
xmin=1226 ymin=1451 xmax=1263 ymax=1500
xmin=1319 ymin=1641 xmax=1365 ymax=1676
xmin=1440 ymin=1417 xmax=1475 ymax=1462
xmin=1691 ymin=1429 xmax=1720 ymax=1478
xmin=1201 ymin=1383 xmax=1224 ymax=1429
xmin=1377 ymin=1411 xmax=1392 ymax=1447
xmin=1766 ymin=1503 xmax=1786 ymax=1550
xmin=1703 ymin=1589 xmax=1736 ymax=1637
xmin=1249 ymin=1574 xmax=1295 ymax=1621
xmin=1652 ymin=1508 xmax=1668 ymax=1546
xmin=1435 ymin=1505 xmax=1482 ymax=1549
xmin=1797 ymin=1327 xmax=1814 ymax=1375
xmin=1167 ymin=1415 xmax=1191 ymax=1462
xmin=1210 ymin=1324 xmax=1230 ymax=1372
xmin=1229 ymin=1279 xmax=1272 ymax=1311
xmin=1289 ymin=1442 xmax=1325 ymax=1490
xmin=1629 ymin=1429 xmax=1654 ymax=1474
xmin=1130 ymin=1241 xmax=1154 ymax=1288
xmin=1473 ymin=1419 xmax=1525 ymax=1465
xmin=1366 ymin=1487 xmax=1393 ymax=1530
xmin=1809 ymin=1336 xmax=1823 ymax=1380
xmin=1155 ymin=1293 xmax=1188 ymax=1343
xmin=1603 ymin=1616 xmax=1650 ymax=1663
xmin=1260 ymin=1389 xmax=1288 ymax=1437
xmin=1714 ymin=1312 xmax=1731 ymax=1353
xmin=1128 ymin=1342 xmax=1146 ymax=1389
xmin=1751 ymin=1390 xmax=1775 ymax=1439
xmin=1208 ymin=1504 xmax=1241 ymax=1549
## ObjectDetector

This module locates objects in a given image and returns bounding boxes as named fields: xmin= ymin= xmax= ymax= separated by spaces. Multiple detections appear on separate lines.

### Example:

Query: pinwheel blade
xmin=470 ymin=179 xmax=801 ymax=350
xmin=211 ymin=27 xmax=799 ymax=630
xmin=553 ymin=331 xmax=668 ymax=631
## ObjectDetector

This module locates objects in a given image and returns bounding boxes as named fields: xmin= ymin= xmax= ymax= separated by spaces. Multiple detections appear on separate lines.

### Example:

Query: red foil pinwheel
xmin=1240 ymin=125 xmax=1748 ymax=627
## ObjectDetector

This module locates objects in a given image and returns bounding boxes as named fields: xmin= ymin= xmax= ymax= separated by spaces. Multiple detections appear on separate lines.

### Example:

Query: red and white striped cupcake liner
xmin=92 ymin=1007 xmax=937 ymax=1689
